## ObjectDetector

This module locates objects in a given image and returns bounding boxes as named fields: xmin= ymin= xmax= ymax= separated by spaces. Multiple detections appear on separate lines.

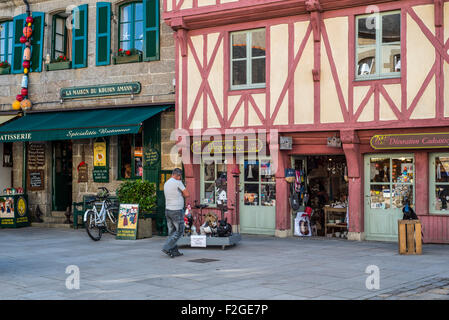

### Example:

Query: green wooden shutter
xmin=11 ymin=14 xmax=26 ymax=74
xmin=96 ymin=2 xmax=111 ymax=66
xmin=30 ymin=12 xmax=44 ymax=72
xmin=72 ymin=4 xmax=88 ymax=68
xmin=143 ymin=0 xmax=159 ymax=61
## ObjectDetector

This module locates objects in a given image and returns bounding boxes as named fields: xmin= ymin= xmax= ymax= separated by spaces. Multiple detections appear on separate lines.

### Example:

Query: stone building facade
xmin=0 ymin=0 xmax=178 ymax=221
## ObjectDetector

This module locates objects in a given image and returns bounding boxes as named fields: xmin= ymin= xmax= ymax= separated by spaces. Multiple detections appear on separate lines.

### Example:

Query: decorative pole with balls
xmin=12 ymin=1 xmax=33 ymax=112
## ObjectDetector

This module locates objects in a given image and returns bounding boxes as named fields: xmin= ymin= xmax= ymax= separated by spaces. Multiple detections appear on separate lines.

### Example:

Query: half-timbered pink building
xmin=164 ymin=0 xmax=449 ymax=243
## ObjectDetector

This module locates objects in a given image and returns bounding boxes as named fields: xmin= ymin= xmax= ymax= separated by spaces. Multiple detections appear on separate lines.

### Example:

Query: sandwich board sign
xmin=116 ymin=204 xmax=139 ymax=240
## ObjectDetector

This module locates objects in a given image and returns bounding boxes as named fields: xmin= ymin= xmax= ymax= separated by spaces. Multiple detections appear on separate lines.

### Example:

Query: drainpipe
xmin=23 ymin=0 xmax=31 ymax=16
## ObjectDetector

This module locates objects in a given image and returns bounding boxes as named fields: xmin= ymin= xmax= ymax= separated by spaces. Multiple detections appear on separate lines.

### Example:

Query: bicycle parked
xmin=83 ymin=187 xmax=118 ymax=241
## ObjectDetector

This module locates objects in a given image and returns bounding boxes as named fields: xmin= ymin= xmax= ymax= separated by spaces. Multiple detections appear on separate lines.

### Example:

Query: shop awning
xmin=0 ymin=106 xmax=170 ymax=142
xmin=0 ymin=115 xmax=18 ymax=126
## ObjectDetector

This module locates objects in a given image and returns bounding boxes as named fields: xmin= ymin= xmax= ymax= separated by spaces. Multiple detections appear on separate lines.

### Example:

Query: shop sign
xmin=93 ymin=140 xmax=109 ymax=183
xmin=191 ymin=138 xmax=264 ymax=155
xmin=116 ymin=204 xmax=139 ymax=240
xmin=93 ymin=142 xmax=107 ymax=167
xmin=190 ymin=235 xmax=207 ymax=247
xmin=28 ymin=170 xmax=44 ymax=191
xmin=280 ymin=136 xmax=292 ymax=150
xmin=78 ymin=163 xmax=88 ymax=182
xmin=60 ymin=82 xmax=141 ymax=100
xmin=144 ymin=147 xmax=160 ymax=168
xmin=371 ymin=133 xmax=449 ymax=149
xmin=92 ymin=168 xmax=108 ymax=182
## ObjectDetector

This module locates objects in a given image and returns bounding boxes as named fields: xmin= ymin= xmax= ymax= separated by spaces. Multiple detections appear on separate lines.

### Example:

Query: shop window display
xmin=369 ymin=156 xmax=414 ymax=209
xmin=119 ymin=133 xmax=143 ymax=179
xmin=243 ymin=160 xmax=275 ymax=206
xmin=431 ymin=154 xmax=449 ymax=212
xmin=292 ymin=155 xmax=349 ymax=237
xmin=201 ymin=161 xmax=226 ymax=205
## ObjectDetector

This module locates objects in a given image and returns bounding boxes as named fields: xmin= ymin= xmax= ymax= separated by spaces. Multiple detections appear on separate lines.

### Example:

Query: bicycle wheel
xmin=105 ymin=210 xmax=117 ymax=235
xmin=85 ymin=210 xmax=102 ymax=241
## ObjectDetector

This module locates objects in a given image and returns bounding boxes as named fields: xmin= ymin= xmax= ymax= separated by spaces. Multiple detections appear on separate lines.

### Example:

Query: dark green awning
xmin=0 ymin=106 xmax=170 ymax=142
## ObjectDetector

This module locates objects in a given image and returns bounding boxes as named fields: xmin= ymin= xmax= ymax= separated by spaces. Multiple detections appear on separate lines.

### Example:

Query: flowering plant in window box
xmin=46 ymin=55 xmax=71 ymax=71
xmin=113 ymin=48 xmax=142 ymax=65
xmin=0 ymin=61 xmax=11 ymax=74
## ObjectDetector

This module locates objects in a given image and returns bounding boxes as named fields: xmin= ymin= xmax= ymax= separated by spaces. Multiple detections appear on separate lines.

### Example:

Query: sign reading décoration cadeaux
xmin=60 ymin=82 xmax=141 ymax=99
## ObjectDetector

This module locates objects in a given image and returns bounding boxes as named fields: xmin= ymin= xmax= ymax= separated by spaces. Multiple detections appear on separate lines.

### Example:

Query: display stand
xmin=177 ymin=203 xmax=242 ymax=250
xmin=324 ymin=206 xmax=347 ymax=237
xmin=0 ymin=194 xmax=30 ymax=228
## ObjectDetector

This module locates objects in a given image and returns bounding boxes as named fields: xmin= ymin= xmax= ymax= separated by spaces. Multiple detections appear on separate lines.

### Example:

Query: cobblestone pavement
xmin=0 ymin=228 xmax=448 ymax=300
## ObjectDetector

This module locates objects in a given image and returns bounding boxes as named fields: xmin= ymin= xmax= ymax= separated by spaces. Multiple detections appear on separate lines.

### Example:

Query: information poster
xmin=116 ymin=204 xmax=139 ymax=240
xmin=93 ymin=140 xmax=109 ymax=183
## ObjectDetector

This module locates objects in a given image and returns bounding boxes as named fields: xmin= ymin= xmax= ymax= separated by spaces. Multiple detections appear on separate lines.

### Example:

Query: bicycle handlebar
xmin=98 ymin=187 xmax=109 ymax=194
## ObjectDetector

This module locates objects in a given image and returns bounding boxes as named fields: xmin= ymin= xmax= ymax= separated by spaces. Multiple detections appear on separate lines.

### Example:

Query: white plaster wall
xmin=187 ymin=35 xmax=203 ymax=118
xmin=270 ymin=24 xmax=289 ymax=125
xmin=406 ymin=9 xmax=436 ymax=112
xmin=294 ymin=22 xmax=314 ymax=125
xmin=320 ymin=37 xmax=344 ymax=123
xmin=324 ymin=17 xmax=348 ymax=110
xmin=410 ymin=77 xmax=436 ymax=119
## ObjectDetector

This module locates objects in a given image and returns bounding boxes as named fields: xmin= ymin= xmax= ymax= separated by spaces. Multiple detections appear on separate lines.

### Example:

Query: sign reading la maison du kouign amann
xmin=60 ymin=82 xmax=141 ymax=99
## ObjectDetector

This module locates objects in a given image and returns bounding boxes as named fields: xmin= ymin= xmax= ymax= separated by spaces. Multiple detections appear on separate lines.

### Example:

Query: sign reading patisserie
xmin=371 ymin=133 xmax=449 ymax=149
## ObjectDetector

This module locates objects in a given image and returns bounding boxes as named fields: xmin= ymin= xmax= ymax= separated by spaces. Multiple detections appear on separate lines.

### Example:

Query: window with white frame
xmin=201 ymin=160 xmax=227 ymax=206
xmin=356 ymin=11 xmax=401 ymax=79
xmin=430 ymin=153 xmax=449 ymax=214
xmin=230 ymin=29 xmax=266 ymax=90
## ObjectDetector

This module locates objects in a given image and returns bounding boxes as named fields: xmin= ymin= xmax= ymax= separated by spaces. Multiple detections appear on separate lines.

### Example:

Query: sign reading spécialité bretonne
xmin=371 ymin=133 xmax=449 ymax=149
xmin=60 ymin=82 xmax=141 ymax=99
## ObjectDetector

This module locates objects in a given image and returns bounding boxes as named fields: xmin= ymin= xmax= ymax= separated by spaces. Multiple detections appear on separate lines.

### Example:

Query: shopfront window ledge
xmin=113 ymin=53 xmax=142 ymax=65
xmin=0 ymin=66 xmax=11 ymax=75
xmin=46 ymin=61 xmax=72 ymax=71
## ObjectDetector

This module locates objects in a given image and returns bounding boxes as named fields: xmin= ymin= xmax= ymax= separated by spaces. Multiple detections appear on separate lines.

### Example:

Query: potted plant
xmin=113 ymin=48 xmax=142 ymax=65
xmin=46 ymin=55 xmax=71 ymax=71
xmin=0 ymin=61 xmax=11 ymax=74
xmin=116 ymin=180 xmax=157 ymax=239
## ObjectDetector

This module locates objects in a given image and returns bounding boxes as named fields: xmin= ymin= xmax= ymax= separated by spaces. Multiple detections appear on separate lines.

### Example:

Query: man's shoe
xmin=172 ymin=250 xmax=183 ymax=257
xmin=162 ymin=249 xmax=175 ymax=258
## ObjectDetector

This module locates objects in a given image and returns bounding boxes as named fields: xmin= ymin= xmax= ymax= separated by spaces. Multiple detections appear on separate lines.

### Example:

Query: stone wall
xmin=0 ymin=0 xmax=175 ymax=111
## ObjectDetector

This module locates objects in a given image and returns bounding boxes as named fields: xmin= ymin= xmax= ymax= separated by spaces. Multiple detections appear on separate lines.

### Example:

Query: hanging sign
xmin=78 ymin=163 xmax=88 ymax=182
xmin=93 ymin=141 xmax=107 ymax=167
xmin=116 ymin=204 xmax=139 ymax=240
xmin=371 ymin=133 xmax=449 ymax=149
xmin=60 ymin=82 xmax=141 ymax=100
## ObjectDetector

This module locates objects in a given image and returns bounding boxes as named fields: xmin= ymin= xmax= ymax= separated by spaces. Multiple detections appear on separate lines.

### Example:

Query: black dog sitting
xmin=402 ymin=199 xmax=418 ymax=220
xmin=217 ymin=218 xmax=232 ymax=237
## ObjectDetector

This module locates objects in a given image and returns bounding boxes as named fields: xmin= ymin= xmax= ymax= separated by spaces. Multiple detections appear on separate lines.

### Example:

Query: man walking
xmin=162 ymin=168 xmax=189 ymax=258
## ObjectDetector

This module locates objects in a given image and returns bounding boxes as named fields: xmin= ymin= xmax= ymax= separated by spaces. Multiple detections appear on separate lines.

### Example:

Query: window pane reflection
xmin=435 ymin=156 xmax=449 ymax=182
xmin=244 ymin=184 xmax=259 ymax=206
xmin=392 ymin=157 xmax=413 ymax=183
xmin=370 ymin=158 xmax=390 ymax=183
xmin=261 ymin=184 xmax=275 ymax=206
xmin=435 ymin=185 xmax=449 ymax=211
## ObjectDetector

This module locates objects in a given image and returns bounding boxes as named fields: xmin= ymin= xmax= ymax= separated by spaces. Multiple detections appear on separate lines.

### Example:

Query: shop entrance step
xmin=31 ymin=222 xmax=71 ymax=229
